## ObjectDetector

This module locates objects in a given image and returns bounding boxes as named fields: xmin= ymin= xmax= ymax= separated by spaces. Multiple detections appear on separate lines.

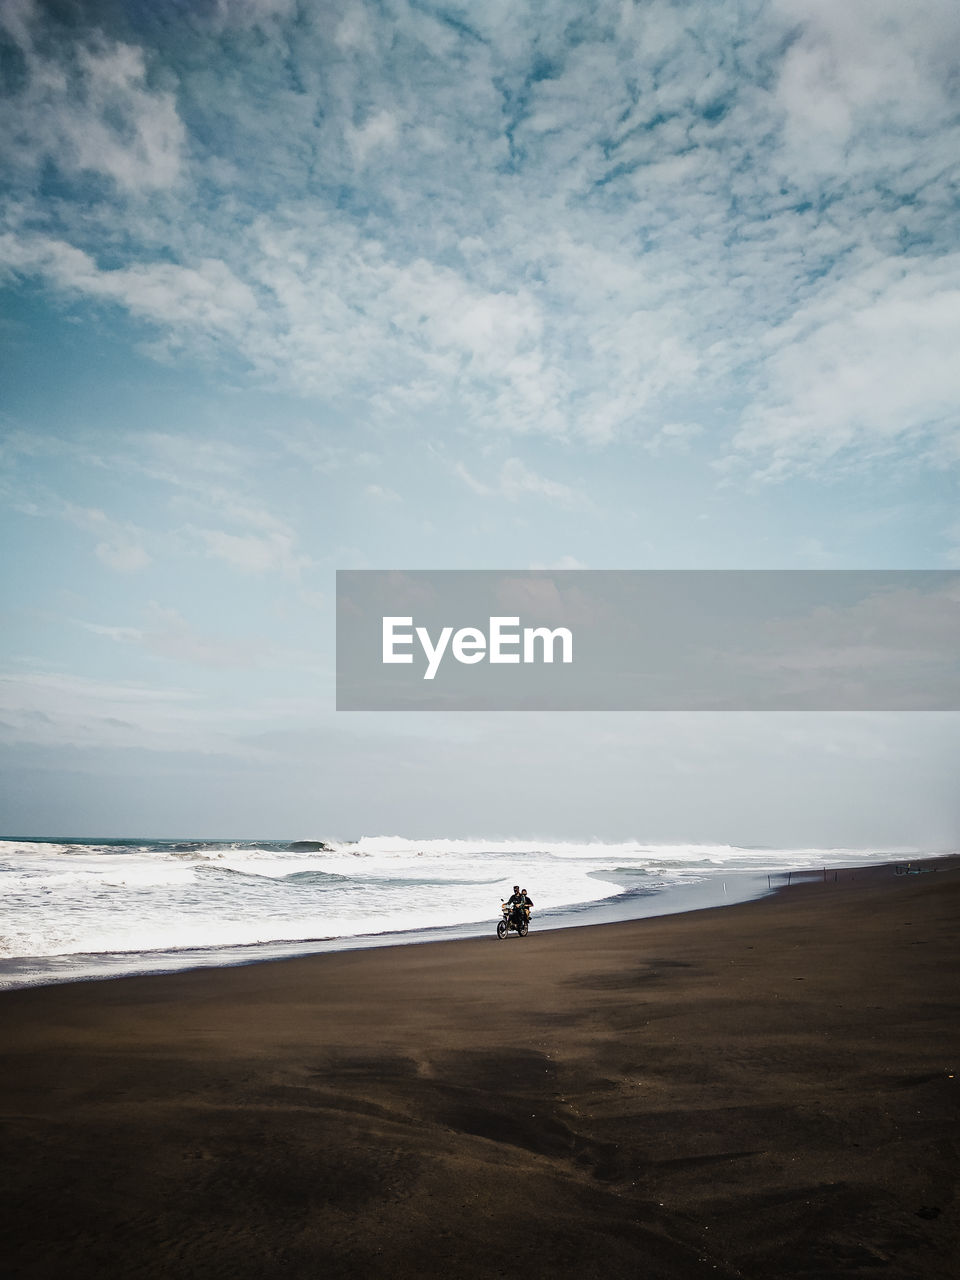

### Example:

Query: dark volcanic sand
xmin=1 ymin=864 xmax=958 ymax=1279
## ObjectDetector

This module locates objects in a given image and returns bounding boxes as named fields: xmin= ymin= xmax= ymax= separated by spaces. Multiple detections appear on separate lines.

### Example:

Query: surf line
xmin=382 ymin=616 xmax=574 ymax=680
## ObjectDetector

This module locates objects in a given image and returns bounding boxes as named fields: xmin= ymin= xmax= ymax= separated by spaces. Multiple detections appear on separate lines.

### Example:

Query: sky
xmin=1 ymin=0 xmax=958 ymax=844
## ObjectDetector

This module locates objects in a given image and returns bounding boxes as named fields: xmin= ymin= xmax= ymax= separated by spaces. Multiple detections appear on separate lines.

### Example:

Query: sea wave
xmin=0 ymin=835 xmax=924 ymax=987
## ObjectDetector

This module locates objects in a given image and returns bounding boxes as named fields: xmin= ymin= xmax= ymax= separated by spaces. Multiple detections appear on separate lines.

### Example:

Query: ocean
xmin=0 ymin=836 xmax=920 ymax=989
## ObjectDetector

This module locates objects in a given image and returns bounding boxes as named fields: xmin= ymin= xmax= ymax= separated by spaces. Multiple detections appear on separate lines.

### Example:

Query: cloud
xmin=455 ymin=457 xmax=579 ymax=505
xmin=78 ymin=605 xmax=267 ymax=668
xmin=95 ymin=540 xmax=151 ymax=573
xmin=528 ymin=555 xmax=586 ymax=570
xmin=499 ymin=457 xmax=579 ymax=503
xmin=0 ymin=233 xmax=257 ymax=349
xmin=771 ymin=0 xmax=960 ymax=174
xmin=61 ymin=503 xmax=151 ymax=574
xmin=347 ymin=109 xmax=400 ymax=166
xmin=732 ymin=254 xmax=960 ymax=475
xmin=0 ymin=670 xmax=205 ymax=754
xmin=364 ymin=483 xmax=401 ymax=502
xmin=1 ymin=0 xmax=958 ymax=476
xmin=0 ymin=430 xmax=326 ymax=584
xmin=0 ymin=665 xmax=306 ymax=759
xmin=193 ymin=526 xmax=310 ymax=578
xmin=0 ymin=0 xmax=185 ymax=192
xmin=453 ymin=462 xmax=491 ymax=496
xmin=646 ymin=422 xmax=705 ymax=457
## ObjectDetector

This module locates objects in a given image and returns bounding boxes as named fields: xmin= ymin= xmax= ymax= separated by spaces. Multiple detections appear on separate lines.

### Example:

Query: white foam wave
xmin=0 ymin=836 xmax=924 ymax=981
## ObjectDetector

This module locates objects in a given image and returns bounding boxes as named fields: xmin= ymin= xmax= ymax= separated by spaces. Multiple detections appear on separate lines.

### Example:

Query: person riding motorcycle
xmin=505 ymin=885 xmax=534 ymax=929
xmin=505 ymin=885 xmax=526 ymax=930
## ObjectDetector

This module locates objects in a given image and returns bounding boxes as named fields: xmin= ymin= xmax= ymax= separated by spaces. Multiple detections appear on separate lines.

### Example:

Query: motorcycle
xmin=497 ymin=901 xmax=530 ymax=939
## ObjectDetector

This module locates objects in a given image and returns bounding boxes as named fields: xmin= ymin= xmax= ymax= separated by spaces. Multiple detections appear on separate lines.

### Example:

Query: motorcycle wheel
xmin=518 ymin=920 xmax=528 ymax=937
xmin=496 ymin=919 xmax=508 ymax=939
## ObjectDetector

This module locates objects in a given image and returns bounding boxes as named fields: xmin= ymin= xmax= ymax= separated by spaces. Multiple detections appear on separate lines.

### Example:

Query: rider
xmin=520 ymin=888 xmax=534 ymax=921
xmin=506 ymin=884 xmax=525 ymax=928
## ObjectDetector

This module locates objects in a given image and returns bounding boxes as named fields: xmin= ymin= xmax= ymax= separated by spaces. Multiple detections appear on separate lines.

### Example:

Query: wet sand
xmin=2 ymin=862 xmax=958 ymax=1279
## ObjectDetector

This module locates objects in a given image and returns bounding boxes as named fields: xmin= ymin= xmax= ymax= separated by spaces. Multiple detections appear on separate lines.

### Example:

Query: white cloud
xmin=365 ymin=483 xmax=401 ymax=502
xmin=95 ymin=540 xmax=151 ymax=574
xmin=771 ymin=0 xmax=960 ymax=174
xmin=528 ymin=555 xmax=586 ymax=569
xmin=0 ymin=670 xmax=194 ymax=751
xmin=0 ymin=1 xmax=185 ymax=191
xmin=78 ymin=605 xmax=267 ymax=668
xmin=733 ymin=254 xmax=960 ymax=474
xmin=0 ymin=430 xmax=326 ymax=584
xmin=646 ymin=422 xmax=705 ymax=457
xmin=453 ymin=462 xmax=490 ymax=497
xmin=194 ymin=527 xmax=310 ymax=578
xmin=1 ymin=0 xmax=959 ymax=477
xmin=335 ymin=5 xmax=378 ymax=54
xmin=455 ymin=457 xmax=580 ymax=505
xmin=499 ymin=457 xmax=578 ymax=504
xmin=0 ymin=669 xmax=274 ymax=756
xmin=0 ymin=234 xmax=257 ymax=347
xmin=61 ymin=503 xmax=151 ymax=573
xmin=347 ymin=110 xmax=400 ymax=166
xmin=79 ymin=621 xmax=143 ymax=643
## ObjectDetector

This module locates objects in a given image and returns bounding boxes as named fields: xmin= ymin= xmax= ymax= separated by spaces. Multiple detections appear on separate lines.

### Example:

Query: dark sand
xmin=2 ymin=864 xmax=958 ymax=1279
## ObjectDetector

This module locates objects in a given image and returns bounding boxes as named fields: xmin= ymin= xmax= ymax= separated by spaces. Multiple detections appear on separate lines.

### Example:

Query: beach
xmin=2 ymin=861 xmax=957 ymax=1279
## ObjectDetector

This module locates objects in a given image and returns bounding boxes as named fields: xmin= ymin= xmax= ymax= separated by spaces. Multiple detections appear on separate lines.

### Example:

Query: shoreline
xmin=4 ymin=853 xmax=953 ymax=993
xmin=2 ymin=855 xmax=958 ymax=1278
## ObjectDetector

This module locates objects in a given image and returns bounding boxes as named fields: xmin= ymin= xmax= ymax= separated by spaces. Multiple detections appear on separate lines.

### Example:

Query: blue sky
xmin=1 ymin=0 xmax=959 ymax=842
